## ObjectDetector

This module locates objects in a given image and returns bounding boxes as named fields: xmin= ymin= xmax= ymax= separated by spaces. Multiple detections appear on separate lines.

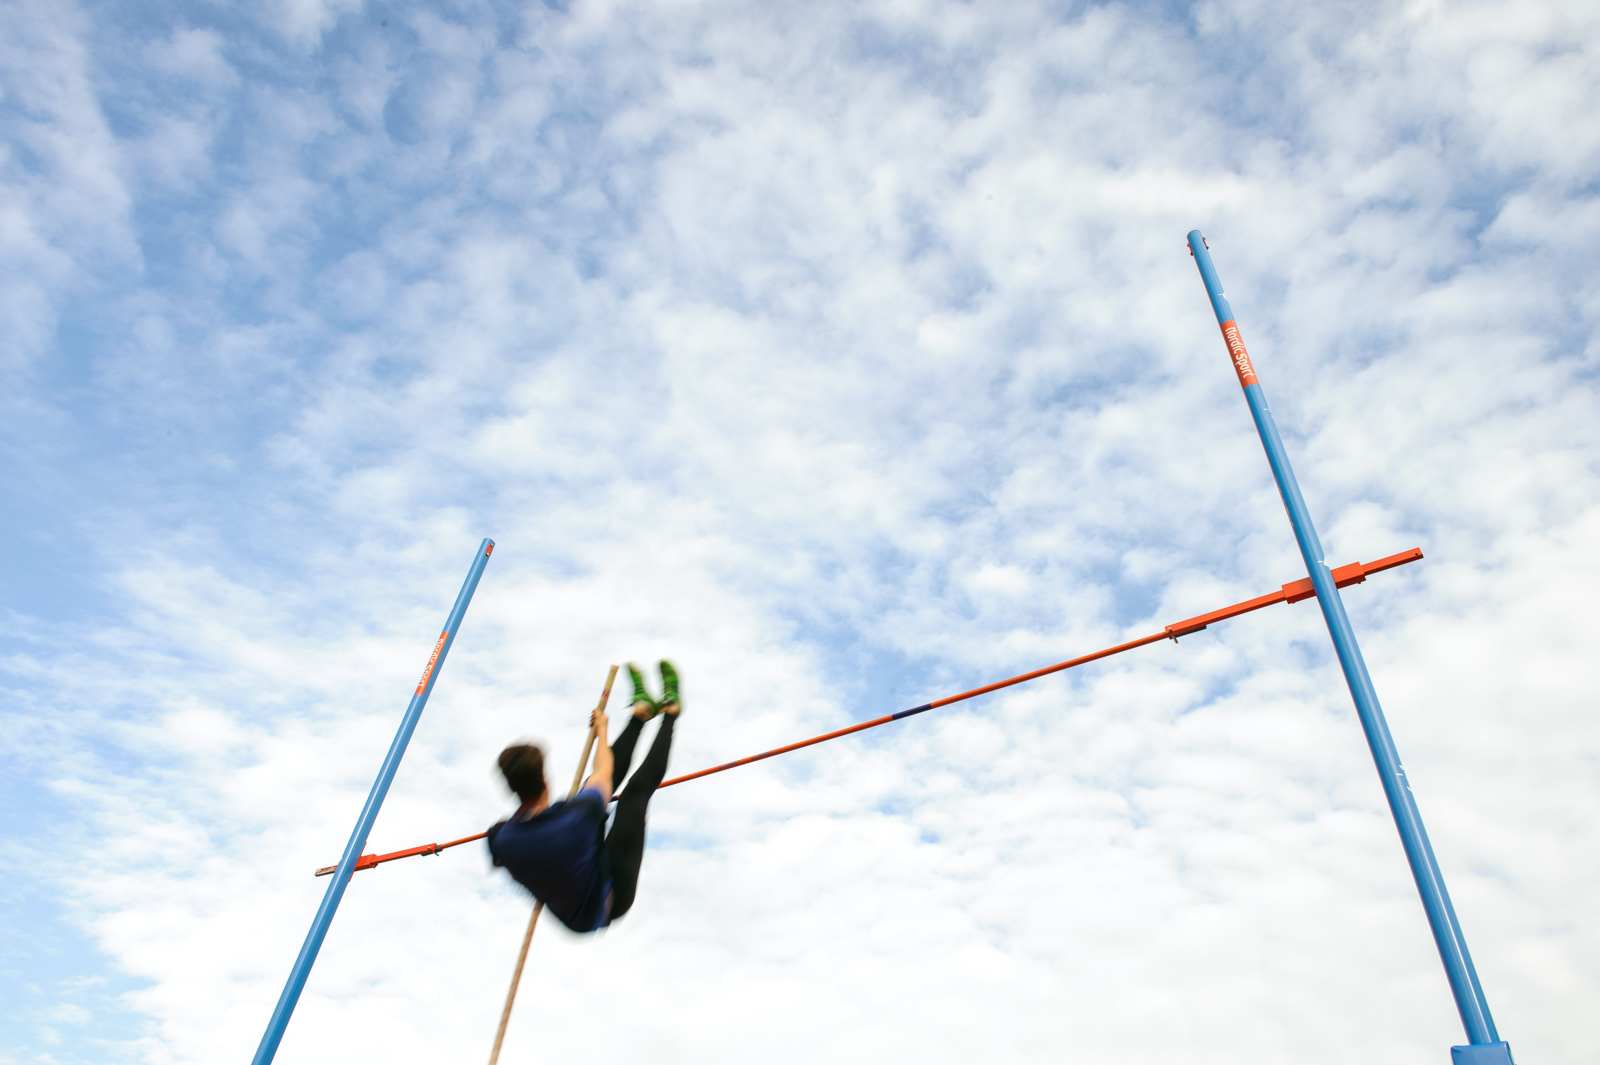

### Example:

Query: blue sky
xmin=4 ymin=0 xmax=1599 ymax=1062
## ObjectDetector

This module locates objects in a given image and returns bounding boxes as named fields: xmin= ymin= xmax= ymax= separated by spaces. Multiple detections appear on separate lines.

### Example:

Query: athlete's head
xmin=498 ymin=743 xmax=547 ymax=804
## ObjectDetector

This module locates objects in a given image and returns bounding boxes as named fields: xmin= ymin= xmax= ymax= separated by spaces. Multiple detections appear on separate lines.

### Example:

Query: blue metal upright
xmin=1186 ymin=233 xmax=1512 ymax=1065
xmin=250 ymin=538 xmax=495 ymax=1065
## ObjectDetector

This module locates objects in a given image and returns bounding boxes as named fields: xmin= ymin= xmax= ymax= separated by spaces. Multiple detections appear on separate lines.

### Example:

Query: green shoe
xmin=658 ymin=659 xmax=681 ymax=714
xmin=626 ymin=662 xmax=659 ymax=718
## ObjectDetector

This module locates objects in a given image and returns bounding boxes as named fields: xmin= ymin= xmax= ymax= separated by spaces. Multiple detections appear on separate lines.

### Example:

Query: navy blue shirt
xmin=487 ymin=787 xmax=611 ymax=933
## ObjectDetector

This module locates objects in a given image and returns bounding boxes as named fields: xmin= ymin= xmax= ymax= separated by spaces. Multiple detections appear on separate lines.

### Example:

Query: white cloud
xmin=46 ymin=1004 xmax=91 ymax=1025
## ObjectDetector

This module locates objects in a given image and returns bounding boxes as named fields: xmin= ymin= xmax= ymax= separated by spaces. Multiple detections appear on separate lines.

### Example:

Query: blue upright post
xmin=1186 ymin=233 xmax=1512 ymax=1065
xmin=250 ymin=538 xmax=495 ymax=1065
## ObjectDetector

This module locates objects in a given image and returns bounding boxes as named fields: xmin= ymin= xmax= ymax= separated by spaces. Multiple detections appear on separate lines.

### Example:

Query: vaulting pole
xmin=251 ymin=538 xmax=495 ymax=1065
xmin=1187 ymin=233 xmax=1511 ymax=1065
xmin=487 ymin=665 xmax=620 ymax=1065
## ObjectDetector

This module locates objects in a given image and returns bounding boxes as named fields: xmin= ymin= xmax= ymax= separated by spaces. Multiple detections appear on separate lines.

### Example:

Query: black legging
xmin=605 ymin=713 xmax=675 ymax=920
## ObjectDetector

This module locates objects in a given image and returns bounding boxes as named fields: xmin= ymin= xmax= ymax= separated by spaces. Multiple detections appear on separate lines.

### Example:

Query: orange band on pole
xmin=414 ymin=631 xmax=450 ymax=695
xmin=1219 ymin=320 xmax=1259 ymax=388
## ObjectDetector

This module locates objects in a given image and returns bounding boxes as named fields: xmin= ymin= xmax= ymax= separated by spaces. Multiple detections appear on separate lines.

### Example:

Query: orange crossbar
xmin=314 ymin=547 xmax=1423 ymax=877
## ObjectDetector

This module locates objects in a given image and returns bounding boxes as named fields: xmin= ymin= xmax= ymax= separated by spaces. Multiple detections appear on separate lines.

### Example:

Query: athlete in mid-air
xmin=486 ymin=661 xmax=681 ymax=932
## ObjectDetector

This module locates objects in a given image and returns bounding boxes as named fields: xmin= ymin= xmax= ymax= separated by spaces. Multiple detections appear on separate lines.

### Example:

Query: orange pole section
xmin=314 ymin=547 xmax=1422 ymax=877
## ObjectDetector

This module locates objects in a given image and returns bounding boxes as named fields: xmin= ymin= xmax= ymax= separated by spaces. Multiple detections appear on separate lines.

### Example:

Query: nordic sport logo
xmin=1219 ymin=321 xmax=1258 ymax=388
xmin=415 ymin=631 xmax=449 ymax=694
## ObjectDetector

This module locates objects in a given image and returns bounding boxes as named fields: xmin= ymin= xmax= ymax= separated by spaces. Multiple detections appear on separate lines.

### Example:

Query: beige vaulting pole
xmin=487 ymin=664 xmax=619 ymax=1065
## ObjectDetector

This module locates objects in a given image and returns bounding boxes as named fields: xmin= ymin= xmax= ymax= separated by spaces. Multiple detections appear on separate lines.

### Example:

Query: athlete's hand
xmin=590 ymin=708 xmax=609 ymax=736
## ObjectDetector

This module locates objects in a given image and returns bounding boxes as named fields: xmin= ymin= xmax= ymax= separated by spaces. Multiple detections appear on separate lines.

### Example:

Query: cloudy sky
xmin=3 ymin=0 xmax=1598 ymax=1062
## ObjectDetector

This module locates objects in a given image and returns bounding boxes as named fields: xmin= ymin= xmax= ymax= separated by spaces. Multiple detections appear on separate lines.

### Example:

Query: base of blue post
xmin=1451 ymin=1042 xmax=1514 ymax=1064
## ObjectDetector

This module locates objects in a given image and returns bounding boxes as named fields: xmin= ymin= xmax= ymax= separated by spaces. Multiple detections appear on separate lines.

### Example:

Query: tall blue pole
xmin=1186 ymin=233 xmax=1512 ymax=1065
xmin=250 ymin=538 xmax=495 ymax=1065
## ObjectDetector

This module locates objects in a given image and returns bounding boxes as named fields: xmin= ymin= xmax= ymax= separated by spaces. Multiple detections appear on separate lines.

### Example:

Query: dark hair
xmin=498 ymin=743 xmax=547 ymax=803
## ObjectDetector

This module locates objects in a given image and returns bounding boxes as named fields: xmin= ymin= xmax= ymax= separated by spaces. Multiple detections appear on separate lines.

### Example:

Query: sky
xmin=2 ymin=0 xmax=1598 ymax=1062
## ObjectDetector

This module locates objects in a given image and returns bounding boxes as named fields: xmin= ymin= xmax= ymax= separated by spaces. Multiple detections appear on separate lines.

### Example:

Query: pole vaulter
xmin=252 ymin=539 xmax=495 ymax=1065
xmin=314 ymin=545 xmax=1425 ymax=880
xmin=1188 ymin=232 xmax=1512 ymax=1065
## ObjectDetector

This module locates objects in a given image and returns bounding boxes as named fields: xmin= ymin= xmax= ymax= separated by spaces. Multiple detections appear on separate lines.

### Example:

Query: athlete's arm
xmin=583 ymin=709 xmax=612 ymax=804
